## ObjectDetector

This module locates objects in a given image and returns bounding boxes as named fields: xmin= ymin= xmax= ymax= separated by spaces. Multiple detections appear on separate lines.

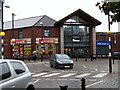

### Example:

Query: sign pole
xmin=108 ymin=12 xmax=112 ymax=73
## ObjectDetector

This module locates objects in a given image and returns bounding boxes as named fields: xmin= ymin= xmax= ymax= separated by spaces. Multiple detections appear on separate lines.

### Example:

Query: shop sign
xmin=15 ymin=40 xmax=27 ymax=44
xmin=96 ymin=41 xmax=112 ymax=46
xmin=39 ymin=38 xmax=58 ymax=44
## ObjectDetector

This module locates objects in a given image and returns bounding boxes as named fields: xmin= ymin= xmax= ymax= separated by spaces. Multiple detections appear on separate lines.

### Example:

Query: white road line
xmin=57 ymin=79 xmax=68 ymax=81
xmin=42 ymin=73 xmax=61 ymax=77
xmin=75 ymin=73 xmax=91 ymax=78
xmin=86 ymin=80 xmax=103 ymax=88
xmin=70 ymin=79 xmax=81 ymax=81
xmin=34 ymin=79 xmax=40 ymax=84
xmin=32 ymin=73 xmax=47 ymax=77
xmin=92 ymin=73 xmax=107 ymax=78
xmin=52 ymin=71 xmax=59 ymax=72
xmin=59 ymin=73 xmax=76 ymax=77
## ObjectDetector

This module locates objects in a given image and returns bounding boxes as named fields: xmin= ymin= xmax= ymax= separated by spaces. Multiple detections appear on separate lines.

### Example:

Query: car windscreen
xmin=56 ymin=54 xmax=70 ymax=59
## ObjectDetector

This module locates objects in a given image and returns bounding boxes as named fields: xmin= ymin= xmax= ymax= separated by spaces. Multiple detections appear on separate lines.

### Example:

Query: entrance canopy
xmin=55 ymin=9 xmax=101 ymax=27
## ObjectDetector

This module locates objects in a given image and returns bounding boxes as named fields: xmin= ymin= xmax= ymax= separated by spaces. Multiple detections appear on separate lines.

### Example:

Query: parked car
xmin=112 ymin=52 xmax=120 ymax=59
xmin=50 ymin=54 xmax=73 ymax=69
xmin=0 ymin=59 xmax=35 ymax=90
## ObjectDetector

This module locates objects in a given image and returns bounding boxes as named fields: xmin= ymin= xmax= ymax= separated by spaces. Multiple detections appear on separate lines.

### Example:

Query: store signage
xmin=15 ymin=40 xmax=27 ymax=44
xmin=96 ymin=41 xmax=112 ymax=46
xmin=39 ymin=38 xmax=58 ymax=44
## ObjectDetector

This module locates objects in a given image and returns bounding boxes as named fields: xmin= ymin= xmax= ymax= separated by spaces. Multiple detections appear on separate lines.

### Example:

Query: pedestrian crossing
xmin=75 ymin=73 xmax=91 ymax=78
xmin=42 ymin=73 xmax=61 ymax=77
xmin=59 ymin=73 xmax=76 ymax=77
xmin=32 ymin=72 xmax=108 ymax=79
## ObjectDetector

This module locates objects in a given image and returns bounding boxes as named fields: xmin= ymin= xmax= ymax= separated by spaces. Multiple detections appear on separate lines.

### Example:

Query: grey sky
xmin=3 ymin=0 xmax=118 ymax=32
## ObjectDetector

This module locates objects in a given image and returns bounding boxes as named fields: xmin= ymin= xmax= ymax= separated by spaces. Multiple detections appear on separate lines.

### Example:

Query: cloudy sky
xmin=3 ymin=0 xmax=118 ymax=32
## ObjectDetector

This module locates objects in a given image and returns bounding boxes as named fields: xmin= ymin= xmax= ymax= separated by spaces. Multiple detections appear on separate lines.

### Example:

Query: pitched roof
xmin=4 ymin=15 xmax=56 ymax=30
xmin=55 ymin=9 xmax=101 ymax=26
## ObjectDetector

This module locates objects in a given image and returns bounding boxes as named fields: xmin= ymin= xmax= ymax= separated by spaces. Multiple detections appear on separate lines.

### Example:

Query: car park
xmin=0 ymin=59 xmax=35 ymax=90
xmin=50 ymin=54 xmax=73 ymax=69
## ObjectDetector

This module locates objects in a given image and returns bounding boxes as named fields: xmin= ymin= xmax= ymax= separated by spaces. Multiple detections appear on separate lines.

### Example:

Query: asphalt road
xmin=26 ymin=58 xmax=119 ymax=90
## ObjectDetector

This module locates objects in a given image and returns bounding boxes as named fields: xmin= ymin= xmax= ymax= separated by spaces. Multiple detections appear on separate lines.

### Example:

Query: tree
xmin=96 ymin=1 xmax=120 ymax=24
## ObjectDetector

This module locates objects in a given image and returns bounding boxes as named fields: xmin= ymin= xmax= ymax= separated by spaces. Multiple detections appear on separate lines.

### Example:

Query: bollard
xmin=59 ymin=84 xmax=68 ymax=90
xmin=81 ymin=78 xmax=86 ymax=90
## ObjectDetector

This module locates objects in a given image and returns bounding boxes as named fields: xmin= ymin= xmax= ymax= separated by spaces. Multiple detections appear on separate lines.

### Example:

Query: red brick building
xmin=96 ymin=32 xmax=120 ymax=55
xmin=3 ymin=9 xmax=101 ymax=59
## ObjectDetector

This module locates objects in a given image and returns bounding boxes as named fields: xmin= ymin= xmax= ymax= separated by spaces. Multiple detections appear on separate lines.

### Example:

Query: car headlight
xmin=70 ymin=60 xmax=73 ymax=63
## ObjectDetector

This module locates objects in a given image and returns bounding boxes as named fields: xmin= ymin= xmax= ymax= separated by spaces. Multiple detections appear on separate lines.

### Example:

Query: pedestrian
xmin=41 ymin=51 xmax=43 ymax=62
xmin=15 ymin=52 xmax=18 ymax=60
xmin=33 ymin=50 xmax=37 ymax=62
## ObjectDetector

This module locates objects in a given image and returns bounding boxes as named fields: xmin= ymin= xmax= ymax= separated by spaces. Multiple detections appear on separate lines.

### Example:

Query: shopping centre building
xmin=3 ymin=9 xmax=104 ymax=59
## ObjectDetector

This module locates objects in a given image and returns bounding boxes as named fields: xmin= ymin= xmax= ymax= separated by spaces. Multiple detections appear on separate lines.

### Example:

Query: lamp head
xmin=0 ymin=32 xmax=5 ymax=36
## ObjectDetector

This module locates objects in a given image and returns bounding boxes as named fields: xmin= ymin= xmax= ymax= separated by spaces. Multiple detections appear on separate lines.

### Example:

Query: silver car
xmin=50 ymin=54 xmax=73 ymax=69
xmin=0 ymin=59 xmax=35 ymax=90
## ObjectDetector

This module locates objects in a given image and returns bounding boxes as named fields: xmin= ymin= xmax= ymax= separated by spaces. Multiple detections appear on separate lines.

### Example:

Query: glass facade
xmin=64 ymin=25 xmax=90 ymax=58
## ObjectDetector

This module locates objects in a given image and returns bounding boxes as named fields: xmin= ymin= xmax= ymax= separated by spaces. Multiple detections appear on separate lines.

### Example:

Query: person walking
xmin=15 ymin=52 xmax=18 ymax=60
xmin=33 ymin=50 xmax=37 ymax=62
xmin=41 ymin=51 xmax=43 ymax=62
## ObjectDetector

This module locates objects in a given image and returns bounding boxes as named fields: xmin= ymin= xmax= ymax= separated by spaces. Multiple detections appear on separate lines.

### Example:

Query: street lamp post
xmin=40 ymin=22 xmax=43 ymax=62
xmin=0 ymin=0 xmax=10 ymax=59
xmin=12 ymin=13 xmax=16 ymax=59
xmin=108 ymin=11 xmax=112 ymax=73
xmin=1 ymin=0 xmax=4 ymax=59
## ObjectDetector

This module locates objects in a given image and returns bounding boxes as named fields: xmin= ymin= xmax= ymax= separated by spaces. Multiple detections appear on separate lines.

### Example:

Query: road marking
xmin=42 ymin=73 xmax=61 ymax=77
xmin=52 ymin=71 xmax=59 ymax=72
xmin=92 ymin=73 xmax=107 ymax=78
xmin=70 ymin=79 xmax=81 ymax=81
xmin=57 ymin=79 xmax=67 ymax=81
xmin=75 ymin=73 xmax=91 ymax=78
xmin=86 ymin=80 xmax=103 ymax=88
xmin=32 ymin=73 xmax=47 ymax=77
xmin=87 ymin=79 xmax=97 ymax=82
xmin=59 ymin=73 xmax=76 ymax=77
xmin=34 ymin=79 xmax=40 ymax=84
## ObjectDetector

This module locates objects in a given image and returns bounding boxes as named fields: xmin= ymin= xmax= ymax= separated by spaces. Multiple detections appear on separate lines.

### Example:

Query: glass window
xmin=19 ymin=30 xmax=23 ymax=39
xmin=44 ymin=30 xmax=50 ymax=38
xmin=56 ymin=54 xmax=70 ymax=59
xmin=0 ymin=62 xmax=11 ymax=80
xmin=10 ymin=62 xmax=26 ymax=74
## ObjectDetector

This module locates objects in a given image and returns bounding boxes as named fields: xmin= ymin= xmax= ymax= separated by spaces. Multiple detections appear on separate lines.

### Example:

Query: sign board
xmin=39 ymin=38 xmax=58 ymax=44
xmin=96 ymin=41 xmax=112 ymax=46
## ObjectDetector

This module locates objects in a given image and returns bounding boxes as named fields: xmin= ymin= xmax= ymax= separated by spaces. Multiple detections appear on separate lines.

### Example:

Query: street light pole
xmin=40 ymin=22 xmax=43 ymax=62
xmin=12 ymin=13 xmax=16 ymax=35
xmin=0 ymin=0 xmax=10 ymax=59
xmin=1 ymin=0 xmax=4 ymax=59
xmin=12 ymin=13 xmax=16 ymax=59
xmin=108 ymin=11 xmax=112 ymax=73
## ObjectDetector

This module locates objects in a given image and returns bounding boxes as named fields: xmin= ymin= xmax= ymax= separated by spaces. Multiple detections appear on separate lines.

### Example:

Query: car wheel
xmin=50 ymin=64 xmax=53 ymax=67
xmin=70 ymin=65 xmax=73 ymax=69
xmin=55 ymin=63 xmax=58 ymax=69
xmin=26 ymin=85 xmax=35 ymax=90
